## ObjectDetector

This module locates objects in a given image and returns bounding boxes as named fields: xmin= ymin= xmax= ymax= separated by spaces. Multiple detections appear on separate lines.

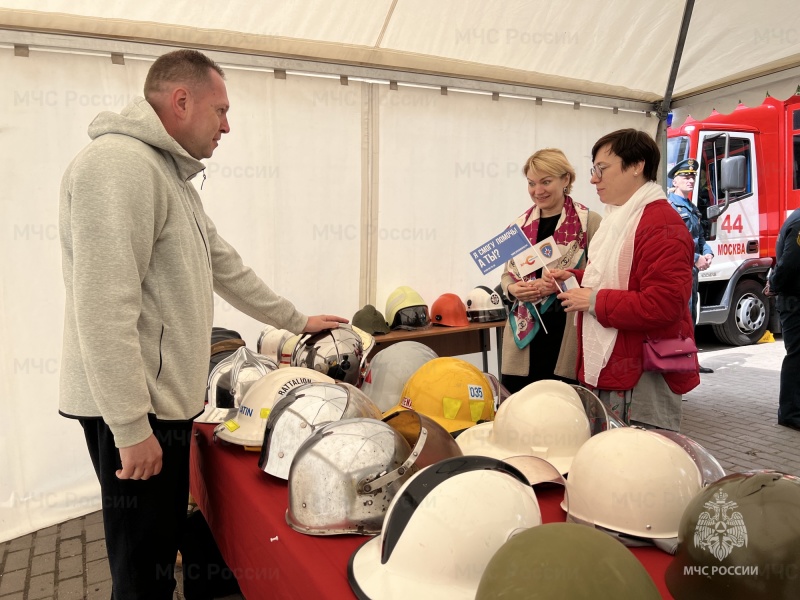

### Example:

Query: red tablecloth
xmin=190 ymin=423 xmax=674 ymax=599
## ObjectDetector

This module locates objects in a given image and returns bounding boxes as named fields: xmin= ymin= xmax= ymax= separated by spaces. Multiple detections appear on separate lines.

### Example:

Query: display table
xmin=190 ymin=423 xmax=674 ymax=599
xmin=369 ymin=321 xmax=505 ymax=372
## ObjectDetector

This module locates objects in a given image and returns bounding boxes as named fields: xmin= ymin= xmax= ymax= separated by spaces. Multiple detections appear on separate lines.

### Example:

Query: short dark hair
xmin=591 ymin=128 xmax=660 ymax=181
xmin=144 ymin=49 xmax=225 ymax=99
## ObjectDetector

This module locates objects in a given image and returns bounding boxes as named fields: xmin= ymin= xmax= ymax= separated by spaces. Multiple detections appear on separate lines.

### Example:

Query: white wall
xmin=0 ymin=42 xmax=655 ymax=541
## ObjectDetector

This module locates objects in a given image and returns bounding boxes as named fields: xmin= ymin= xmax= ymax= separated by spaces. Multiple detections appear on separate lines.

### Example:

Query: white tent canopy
xmin=1 ymin=0 xmax=799 ymax=541
xmin=1 ymin=0 xmax=799 ymax=117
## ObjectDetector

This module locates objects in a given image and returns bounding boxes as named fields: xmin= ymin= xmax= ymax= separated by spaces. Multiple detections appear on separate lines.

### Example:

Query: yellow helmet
xmin=387 ymin=357 xmax=495 ymax=433
xmin=385 ymin=286 xmax=429 ymax=330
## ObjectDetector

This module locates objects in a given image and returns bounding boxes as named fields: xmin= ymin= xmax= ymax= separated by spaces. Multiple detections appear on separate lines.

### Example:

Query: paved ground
xmin=1 ymin=334 xmax=796 ymax=599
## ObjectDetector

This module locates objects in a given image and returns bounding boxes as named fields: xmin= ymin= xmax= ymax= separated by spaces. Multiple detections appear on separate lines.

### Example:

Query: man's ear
xmin=171 ymin=86 xmax=191 ymax=120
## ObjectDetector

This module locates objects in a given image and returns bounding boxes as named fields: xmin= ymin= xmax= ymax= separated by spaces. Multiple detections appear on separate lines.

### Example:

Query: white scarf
xmin=581 ymin=181 xmax=666 ymax=386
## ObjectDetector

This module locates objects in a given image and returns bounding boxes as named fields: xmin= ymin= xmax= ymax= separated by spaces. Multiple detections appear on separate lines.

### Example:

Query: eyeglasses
xmin=589 ymin=161 xmax=620 ymax=180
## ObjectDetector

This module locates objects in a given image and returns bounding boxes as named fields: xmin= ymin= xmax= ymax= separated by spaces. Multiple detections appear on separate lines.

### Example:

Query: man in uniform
xmin=766 ymin=208 xmax=800 ymax=431
xmin=668 ymin=158 xmax=714 ymax=373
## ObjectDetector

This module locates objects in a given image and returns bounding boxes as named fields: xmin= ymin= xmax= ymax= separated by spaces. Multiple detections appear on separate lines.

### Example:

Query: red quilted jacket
xmin=573 ymin=200 xmax=700 ymax=394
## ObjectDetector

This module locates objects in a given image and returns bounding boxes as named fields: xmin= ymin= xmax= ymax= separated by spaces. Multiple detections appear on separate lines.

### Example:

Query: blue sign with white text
xmin=469 ymin=224 xmax=531 ymax=275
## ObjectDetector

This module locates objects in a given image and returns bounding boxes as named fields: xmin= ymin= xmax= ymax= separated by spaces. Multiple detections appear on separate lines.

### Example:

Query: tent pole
xmin=656 ymin=0 xmax=696 ymax=185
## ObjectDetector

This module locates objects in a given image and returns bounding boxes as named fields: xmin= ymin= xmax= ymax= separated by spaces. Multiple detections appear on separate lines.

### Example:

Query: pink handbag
xmin=642 ymin=336 xmax=698 ymax=373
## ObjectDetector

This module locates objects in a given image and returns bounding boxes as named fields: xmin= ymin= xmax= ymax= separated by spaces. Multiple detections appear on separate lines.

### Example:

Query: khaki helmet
xmin=361 ymin=341 xmax=438 ymax=412
xmin=286 ymin=418 xmax=421 ymax=536
xmin=258 ymin=381 xmax=381 ymax=480
xmin=352 ymin=304 xmax=390 ymax=335
xmin=666 ymin=470 xmax=800 ymax=600
xmin=348 ymin=456 xmax=542 ymax=600
xmin=290 ymin=324 xmax=364 ymax=385
xmin=476 ymin=522 xmax=661 ymax=599
xmin=565 ymin=428 xmax=703 ymax=543
xmin=212 ymin=366 xmax=333 ymax=447
xmin=387 ymin=357 xmax=495 ymax=433
xmin=455 ymin=381 xmax=591 ymax=474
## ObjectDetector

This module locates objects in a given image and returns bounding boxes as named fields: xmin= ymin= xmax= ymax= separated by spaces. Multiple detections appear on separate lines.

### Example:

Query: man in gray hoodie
xmin=59 ymin=49 xmax=346 ymax=599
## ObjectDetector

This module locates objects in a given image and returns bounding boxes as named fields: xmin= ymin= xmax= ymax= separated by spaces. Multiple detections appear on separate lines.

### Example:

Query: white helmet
xmin=465 ymin=285 xmax=508 ymax=323
xmin=291 ymin=324 xmax=364 ymax=385
xmin=565 ymin=427 xmax=703 ymax=541
xmin=348 ymin=456 xmax=542 ymax=600
xmin=258 ymin=382 xmax=382 ymax=479
xmin=361 ymin=342 xmax=438 ymax=412
xmin=256 ymin=325 xmax=293 ymax=365
xmin=455 ymin=382 xmax=591 ymax=474
xmin=286 ymin=418 xmax=422 ymax=536
xmin=212 ymin=367 xmax=333 ymax=446
xmin=197 ymin=346 xmax=278 ymax=423
xmin=278 ymin=333 xmax=302 ymax=367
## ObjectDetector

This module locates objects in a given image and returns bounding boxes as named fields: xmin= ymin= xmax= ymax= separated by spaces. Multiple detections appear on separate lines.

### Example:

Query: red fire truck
xmin=667 ymin=95 xmax=800 ymax=345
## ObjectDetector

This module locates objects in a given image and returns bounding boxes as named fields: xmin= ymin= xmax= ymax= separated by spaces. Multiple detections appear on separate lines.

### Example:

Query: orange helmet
xmin=430 ymin=293 xmax=469 ymax=327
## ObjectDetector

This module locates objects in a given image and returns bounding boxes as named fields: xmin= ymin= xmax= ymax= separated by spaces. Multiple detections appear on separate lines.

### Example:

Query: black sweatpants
xmin=80 ymin=415 xmax=193 ymax=600
xmin=778 ymin=295 xmax=800 ymax=427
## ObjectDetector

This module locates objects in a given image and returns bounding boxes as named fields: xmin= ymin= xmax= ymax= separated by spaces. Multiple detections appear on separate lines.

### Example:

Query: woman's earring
xmin=634 ymin=171 xmax=638 ymax=176
xmin=563 ymin=187 xmax=568 ymax=194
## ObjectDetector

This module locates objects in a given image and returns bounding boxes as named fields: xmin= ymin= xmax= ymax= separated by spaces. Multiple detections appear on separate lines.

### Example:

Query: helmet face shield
xmin=570 ymin=384 xmax=627 ymax=434
xmin=259 ymin=382 xmax=382 ymax=479
xmin=287 ymin=419 xmax=418 ymax=535
xmin=392 ymin=305 xmax=430 ymax=330
xmin=382 ymin=410 xmax=463 ymax=469
xmin=652 ymin=430 xmax=726 ymax=487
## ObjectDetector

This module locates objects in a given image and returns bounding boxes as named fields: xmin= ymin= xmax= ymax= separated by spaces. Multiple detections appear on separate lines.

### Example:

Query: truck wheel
xmin=712 ymin=279 xmax=769 ymax=346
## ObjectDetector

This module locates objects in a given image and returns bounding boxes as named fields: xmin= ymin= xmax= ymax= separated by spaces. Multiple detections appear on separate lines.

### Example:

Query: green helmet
xmin=352 ymin=304 xmax=391 ymax=335
xmin=475 ymin=522 xmax=660 ymax=600
xmin=665 ymin=470 xmax=800 ymax=600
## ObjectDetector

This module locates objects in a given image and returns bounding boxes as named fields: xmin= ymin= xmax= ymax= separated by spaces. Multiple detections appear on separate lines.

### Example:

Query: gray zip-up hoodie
xmin=59 ymin=97 xmax=308 ymax=448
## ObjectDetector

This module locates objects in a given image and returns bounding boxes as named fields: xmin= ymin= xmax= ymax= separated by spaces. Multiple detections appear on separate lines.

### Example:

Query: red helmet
xmin=430 ymin=293 xmax=469 ymax=327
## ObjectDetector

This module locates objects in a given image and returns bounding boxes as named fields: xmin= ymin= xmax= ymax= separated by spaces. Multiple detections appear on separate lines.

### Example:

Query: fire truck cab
xmin=667 ymin=95 xmax=800 ymax=345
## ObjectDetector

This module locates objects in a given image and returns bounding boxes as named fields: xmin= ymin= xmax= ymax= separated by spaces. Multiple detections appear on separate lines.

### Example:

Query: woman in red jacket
xmin=546 ymin=129 xmax=699 ymax=430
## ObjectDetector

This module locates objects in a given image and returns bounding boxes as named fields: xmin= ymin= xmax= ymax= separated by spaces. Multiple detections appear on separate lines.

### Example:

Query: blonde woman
xmin=500 ymin=148 xmax=602 ymax=394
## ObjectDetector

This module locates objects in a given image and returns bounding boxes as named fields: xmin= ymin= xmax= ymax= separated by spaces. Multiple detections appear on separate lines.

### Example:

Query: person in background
xmin=59 ymin=49 xmax=346 ymax=599
xmin=668 ymin=158 xmax=715 ymax=374
xmin=546 ymin=129 xmax=699 ymax=430
xmin=765 ymin=207 xmax=800 ymax=431
xmin=500 ymin=148 xmax=602 ymax=394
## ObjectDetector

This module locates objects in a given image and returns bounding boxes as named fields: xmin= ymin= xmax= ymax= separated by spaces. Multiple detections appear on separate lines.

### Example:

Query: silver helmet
xmin=290 ymin=324 xmax=364 ymax=385
xmin=286 ymin=418 xmax=425 ymax=536
xmin=200 ymin=346 xmax=278 ymax=423
xmin=258 ymin=381 xmax=382 ymax=480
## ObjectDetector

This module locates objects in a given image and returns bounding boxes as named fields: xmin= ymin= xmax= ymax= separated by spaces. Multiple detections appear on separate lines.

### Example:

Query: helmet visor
xmin=383 ymin=410 xmax=463 ymax=469
xmin=392 ymin=306 xmax=431 ymax=330
xmin=652 ymin=430 xmax=726 ymax=486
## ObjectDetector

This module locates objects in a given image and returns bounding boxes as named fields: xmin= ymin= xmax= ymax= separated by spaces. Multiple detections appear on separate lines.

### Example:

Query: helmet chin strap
xmin=358 ymin=427 xmax=428 ymax=494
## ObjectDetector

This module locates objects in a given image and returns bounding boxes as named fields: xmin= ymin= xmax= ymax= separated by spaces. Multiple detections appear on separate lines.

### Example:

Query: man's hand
xmin=117 ymin=434 xmax=162 ymax=480
xmin=695 ymin=255 xmax=711 ymax=271
xmin=303 ymin=315 xmax=349 ymax=333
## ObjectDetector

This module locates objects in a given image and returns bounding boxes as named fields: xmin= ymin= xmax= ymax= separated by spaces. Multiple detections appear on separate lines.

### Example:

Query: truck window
xmin=699 ymin=136 xmax=752 ymax=206
xmin=666 ymin=136 xmax=690 ymax=189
